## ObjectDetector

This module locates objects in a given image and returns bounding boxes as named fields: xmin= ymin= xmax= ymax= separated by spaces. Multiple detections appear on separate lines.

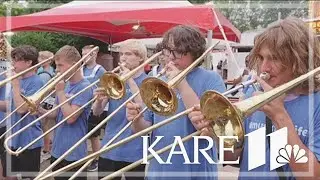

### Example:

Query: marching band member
xmin=38 ymin=45 xmax=93 ymax=180
xmin=81 ymin=45 xmax=107 ymax=172
xmin=148 ymin=43 xmax=165 ymax=77
xmin=1 ymin=45 xmax=44 ymax=179
xmin=37 ymin=50 xmax=55 ymax=163
xmin=189 ymin=17 xmax=320 ymax=179
xmin=126 ymin=25 xmax=226 ymax=179
xmin=93 ymin=39 xmax=148 ymax=180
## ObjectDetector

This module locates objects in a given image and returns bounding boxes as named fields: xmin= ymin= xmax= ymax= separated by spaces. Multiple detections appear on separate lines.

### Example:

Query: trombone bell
xmin=200 ymin=90 xmax=244 ymax=149
xmin=100 ymin=72 xmax=125 ymax=100
xmin=139 ymin=77 xmax=178 ymax=116
xmin=20 ymin=94 xmax=37 ymax=113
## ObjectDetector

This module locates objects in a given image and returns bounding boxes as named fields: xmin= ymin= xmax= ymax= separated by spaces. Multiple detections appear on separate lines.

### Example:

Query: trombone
xmin=49 ymin=64 xmax=320 ymax=180
xmin=0 ymin=56 xmax=53 ymax=88
xmin=20 ymin=47 xmax=99 ymax=113
xmin=69 ymin=68 xmax=166 ymax=180
xmin=139 ymin=42 xmax=220 ymax=116
xmin=3 ymin=47 xmax=100 ymax=154
xmin=34 ymin=52 xmax=161 ymax=180
xmin=0 ymin=57 xmax=54 ymax=129
xmin=35 ymin=43 xmax=220 ymax=179
xmin=0 ymin=73 xmax=60 ymax=140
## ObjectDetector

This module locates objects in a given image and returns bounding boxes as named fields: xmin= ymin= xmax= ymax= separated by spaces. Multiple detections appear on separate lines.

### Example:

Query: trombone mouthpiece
xmin=260 ymin=72 xmax=270 ymax=80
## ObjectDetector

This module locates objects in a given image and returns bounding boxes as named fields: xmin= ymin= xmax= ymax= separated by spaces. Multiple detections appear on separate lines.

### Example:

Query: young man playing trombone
xmin=81 ymin=45 xmax=106 ymax=172
xmin=126 ymin=25 xmax=226 ymax=179
xmin=93 ymin=39 xmax=148 ymax=180
xmin=38 ymin=45 xmax=93 ymax=180
xmin=189 ymin=17 xmax=320 ymax=179
xmin=0 ymin=45 xmax=44 ymax=179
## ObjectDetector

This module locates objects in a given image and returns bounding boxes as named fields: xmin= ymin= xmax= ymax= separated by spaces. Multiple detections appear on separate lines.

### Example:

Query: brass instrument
xmin=20 ymin=47 xmax=99 ymax=113
xmin=0 ymin=32 xmax=12 ymax=59
xmin=3 ymin=64 xmax=121 ymax=155
xmin=35 ymin=44 xmax=220 ymax=179
xmin=70 ymin=65 xmax=318 ymax=180
xmin=34 ymin=52 xmax=161 ymax=180
xmin=201 ymin=65 xmax=320 ymax=149
xmin=68 ymin=68 xmax=166 ymax=180
xmin=100 ymin=52 xmax=162 ymax=99
xmin=0 ymin=73 xmax=60 ymax=140
xmin=0 ymin=56 xmax=53 ymax=88
xmin=139 ymin=42 xmax=220 ymax=116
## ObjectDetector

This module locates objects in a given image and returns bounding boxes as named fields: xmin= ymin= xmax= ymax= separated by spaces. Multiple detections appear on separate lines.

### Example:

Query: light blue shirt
xmin=239 ymin=89 xmax=320 ymax=180
xmin=0 ymin=75 xmax=6 ymax=128
xmin=51 ymin=79 xmax=93 ymax=161
xmin=101 ymin=72 xmax=149 ymax=162
xmin=83 ymin=65 xmax=106 ymax=90
xmin=37 ymin=66 xmax=55 ymax=84
xmin=144 ymin=67 xmax=226 ymax=180
xmin=9 ymin=74 xmax=44 ymax=150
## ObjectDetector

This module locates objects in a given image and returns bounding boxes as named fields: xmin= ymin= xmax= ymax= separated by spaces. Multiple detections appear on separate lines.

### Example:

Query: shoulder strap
xmin=37 ymin=71 xmax=53 ymax=78
xmin=83 ymin=64 xmax=102 ymax=78
xmin=152 ymin=65 xmax=159 ymax=77
xmin=266 ymin=116 xmax=287 ymax=179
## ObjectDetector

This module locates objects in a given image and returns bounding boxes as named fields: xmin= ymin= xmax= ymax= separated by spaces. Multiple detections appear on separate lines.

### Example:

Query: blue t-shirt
xmin=239 ymin=89 xmax=320 ymax=180
xmin=144 ymin=67 xmax=226 ymax=180
xmin=0 ymin=75 xmax=6 ymax=128
xmin=51 ymin=79 xmax=93 ymax=161
xmin=83 ymin=65 xmax=106 ymax=90
xmin=37 ymin=66 xmax=55 ymax=85
xmin=101 ymin=72 xmax=149 ymax=162
xmin=9 ymin=74 xmax=44 ymax=150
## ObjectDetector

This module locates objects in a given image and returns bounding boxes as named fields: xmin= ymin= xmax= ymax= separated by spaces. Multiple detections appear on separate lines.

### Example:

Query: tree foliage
xmin=0 ymin=0 xmax=311 ymax=51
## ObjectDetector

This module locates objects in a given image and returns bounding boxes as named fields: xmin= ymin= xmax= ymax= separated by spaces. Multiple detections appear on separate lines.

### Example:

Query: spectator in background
xmin=37 ymin=51 xmax=55 ymax=84
xmin=37 ymin=50 xmax=56 ymax=163
xmin=148 ymin=43 xmax=166 ymax=77
xmin=82 ymin=45 xmax=107 ymax=172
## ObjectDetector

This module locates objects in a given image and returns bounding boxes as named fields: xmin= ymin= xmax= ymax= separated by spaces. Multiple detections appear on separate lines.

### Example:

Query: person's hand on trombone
xmin=188 ymin=105 xmax=216 ymax=139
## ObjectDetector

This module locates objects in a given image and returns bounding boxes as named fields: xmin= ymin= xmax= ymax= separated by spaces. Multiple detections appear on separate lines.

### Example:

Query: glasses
xmin=162 ymin=48 xmax=183 ymax=60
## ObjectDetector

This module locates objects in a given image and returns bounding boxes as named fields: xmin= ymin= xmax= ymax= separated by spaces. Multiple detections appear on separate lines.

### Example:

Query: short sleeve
xmin=71 ymin=85 xmax=93 ymax=107
xmin=204 ymin=71 xmax=226 ymax=93
xmin=310 ymin=104 xmax=320 ymax=161
xmin=96 ymin=66 xmax=106 ymax=78
xmin=23 ymin=79 xmax=44 ymax=96
xmin=144 ymin=108 xmax=154 ymax=124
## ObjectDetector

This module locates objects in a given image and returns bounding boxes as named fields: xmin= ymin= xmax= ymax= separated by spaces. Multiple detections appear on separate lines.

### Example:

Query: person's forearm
xmin=127 ymin=78 xmax=143 ymax=104
xmin=56 ymin=91 xmax=80 ymax=123
xmin=92 ymin=99 xmax=107 ymax=116
xmin=131 ymin=116 xmax=151 ymax=133
xmin=0 ymin=101 xmax=7 ymax=112
xmin=38 ymin=107 xmax=57 ymax=119
xmin=177 ymin=79 xmax=200 ymax=109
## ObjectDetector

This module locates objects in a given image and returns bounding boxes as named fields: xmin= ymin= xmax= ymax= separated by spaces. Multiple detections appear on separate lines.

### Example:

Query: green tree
xmin=1 ymin=0 xmax=108 ymax=52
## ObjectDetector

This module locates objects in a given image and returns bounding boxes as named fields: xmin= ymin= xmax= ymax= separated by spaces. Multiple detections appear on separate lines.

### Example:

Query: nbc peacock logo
xmin=276 ymin=144 xmax=309 ymax=164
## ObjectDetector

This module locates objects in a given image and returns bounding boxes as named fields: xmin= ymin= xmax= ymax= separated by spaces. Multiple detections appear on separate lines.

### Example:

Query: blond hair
xmin=39 ymin=51 xmax=54 ymax=60
xmin=249 ymin=17 xmax=320 ymax=94
xmin=120 ymin=39 xmax=147 ymax=61
xmin=54 ymin=45 xmax=81 ymax=64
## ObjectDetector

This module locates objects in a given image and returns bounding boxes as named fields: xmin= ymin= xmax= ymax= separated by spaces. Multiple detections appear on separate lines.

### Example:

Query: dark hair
xmin=11 ymin=45 xmax=39 ymax=66
xmin=154 ymin=42 xmax=163 ymax=53
xmin=161 ymin=25 xmax=206 ymax=60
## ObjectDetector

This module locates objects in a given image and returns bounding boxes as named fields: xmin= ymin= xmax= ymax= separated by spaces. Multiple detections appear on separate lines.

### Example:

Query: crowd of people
xmin=0 ymin=16 xmax=317 ymax=180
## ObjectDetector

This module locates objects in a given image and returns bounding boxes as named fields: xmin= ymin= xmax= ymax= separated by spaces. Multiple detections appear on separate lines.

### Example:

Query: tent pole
xmin=205 ymin=30 xmax=213 ymax=70
xmin=211 ymin=8 xmax=241 ymax=79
